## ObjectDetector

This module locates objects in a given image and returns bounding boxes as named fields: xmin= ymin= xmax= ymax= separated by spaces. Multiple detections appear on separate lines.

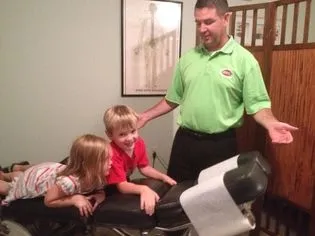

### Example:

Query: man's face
xmin=194 ymin=7 xmax=229 ymax=51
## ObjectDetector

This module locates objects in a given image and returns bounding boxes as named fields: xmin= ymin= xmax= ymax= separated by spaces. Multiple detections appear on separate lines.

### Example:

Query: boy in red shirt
xmin=103 ymin=105 xmax=176 ymax=216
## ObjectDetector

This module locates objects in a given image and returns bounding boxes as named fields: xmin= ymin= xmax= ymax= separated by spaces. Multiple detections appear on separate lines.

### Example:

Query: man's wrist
xmin=141 ymin=112 xmax=151 ymax=123
xmin=263 ymin=119 xmax=279 ymax=130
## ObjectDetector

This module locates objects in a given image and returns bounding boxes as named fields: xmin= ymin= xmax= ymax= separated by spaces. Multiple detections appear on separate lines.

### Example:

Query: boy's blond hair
xmin=103 ymin=105 xmax=138 ymax=135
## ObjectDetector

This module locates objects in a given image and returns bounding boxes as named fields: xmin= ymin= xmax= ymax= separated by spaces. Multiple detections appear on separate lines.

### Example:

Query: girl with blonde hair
xmin=0 ymin=134 xmax=112 ymax=217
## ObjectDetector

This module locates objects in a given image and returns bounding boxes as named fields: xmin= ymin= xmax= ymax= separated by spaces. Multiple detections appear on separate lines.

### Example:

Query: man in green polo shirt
xmin=139 ymin=0 xmax=297 ymax=183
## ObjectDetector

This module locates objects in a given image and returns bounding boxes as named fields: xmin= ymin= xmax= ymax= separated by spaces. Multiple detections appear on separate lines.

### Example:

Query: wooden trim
xmin=252 ymin=9 xmax=258 ymax=46
xmin=280 ymin=4 xmax=288 ymax=45
xmin=230 ymin=13 xmax=236 ymax=38
xmin=228 ymin=1 xmax=315 ymax=234
xmin=291 ymin=2 xmax=299 ymax=44
xmin=244 ymin=46 xmax=264 ymax=51
xmin=261 ymin=229 xmax=277 ymax=236
xmin=303 ymin=0 xmax=311 ymax=43
xmin=273 ymin=42 xmax=315 ymax=50
xmin=310 ymin=202 xmax=315 ymax=236
xmin=276 ymin=0 xmax=308 ymax=5
xmin=249 ymin=197 xmax=264 ymax=236
xmin=311 ymin=174 xmax=315 ymax=235
xmin=310 ymin=94 xmax=315 ymax=235
xmin=262 ymin=2 xmax=276 ymax=90
xmin=241 ymin=10 xmax=247 ymax=45
xmin=229 ymin=3 xmax=268 ymax=12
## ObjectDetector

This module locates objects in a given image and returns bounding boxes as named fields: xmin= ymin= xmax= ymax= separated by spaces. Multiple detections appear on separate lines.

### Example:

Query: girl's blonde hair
xmin=58 ymin=134 xmax=110 ymax=192
xmin=103 ymin=105 xmax=138 ymax=135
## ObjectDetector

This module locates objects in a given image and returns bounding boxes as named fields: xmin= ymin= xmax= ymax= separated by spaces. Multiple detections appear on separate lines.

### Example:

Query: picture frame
xmin=121 ymin=0 xmax=183 ymax=96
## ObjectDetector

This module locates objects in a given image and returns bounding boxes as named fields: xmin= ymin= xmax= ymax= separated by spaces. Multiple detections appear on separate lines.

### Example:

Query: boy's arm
xmin=117 ymin=181 xmax=149 ymax=194
xmin=117 ymin=181 xmax=159 ymax=216
xmin=139 ymin=166 xmax=177 ymax=185
xmin=136 ymin=138 xmax=176 ymax=185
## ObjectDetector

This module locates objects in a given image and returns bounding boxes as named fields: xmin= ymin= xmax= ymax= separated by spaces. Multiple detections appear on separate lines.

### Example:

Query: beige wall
xmin=0 ymin=0 xmax=313 ymax=172
xmin=0 ymin=0 xmax=195 ymax=172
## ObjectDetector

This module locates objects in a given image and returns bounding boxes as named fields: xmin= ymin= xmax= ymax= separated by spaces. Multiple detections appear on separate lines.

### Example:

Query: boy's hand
xmin=72 ymin=195 xmax=93 ymax=217
xmin=139 ymin=186 xmax=159 ymax=216
xmin=86 ymin=190 xmax=106 ymax=211
xmin=162 ymin=175 xmax=177 ymax=186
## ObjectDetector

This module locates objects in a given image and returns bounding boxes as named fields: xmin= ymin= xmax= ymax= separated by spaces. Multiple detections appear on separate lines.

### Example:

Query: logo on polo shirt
xmin=221 ymin=69 xmax=233 ymax=78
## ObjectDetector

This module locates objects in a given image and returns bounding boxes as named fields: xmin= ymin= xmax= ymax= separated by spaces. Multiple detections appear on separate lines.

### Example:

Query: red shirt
xmin=106 ymin=137 xmax=149 ymax=184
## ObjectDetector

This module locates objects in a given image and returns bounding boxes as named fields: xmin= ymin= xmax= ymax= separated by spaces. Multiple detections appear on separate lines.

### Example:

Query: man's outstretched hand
xmin=267 ymin=121 xmax=298 ymax=144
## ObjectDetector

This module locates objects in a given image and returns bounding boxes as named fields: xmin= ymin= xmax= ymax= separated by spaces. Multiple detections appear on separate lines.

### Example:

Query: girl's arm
xmin=85 ymin=190 xmax=106 ymax=211
xmin=139 ymin=166 xmax=177 ymax=185
xmin=44 ymin=184 xmax=93 ymax=217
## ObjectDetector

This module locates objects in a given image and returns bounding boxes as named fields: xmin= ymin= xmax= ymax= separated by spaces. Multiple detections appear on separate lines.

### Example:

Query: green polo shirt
xmin=165 ymin=37 xmax=271 ymax=134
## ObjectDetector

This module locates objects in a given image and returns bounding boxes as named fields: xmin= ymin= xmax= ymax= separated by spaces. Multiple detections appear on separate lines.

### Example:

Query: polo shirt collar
xmin=198 ymin=36 xmax=235 ymax=55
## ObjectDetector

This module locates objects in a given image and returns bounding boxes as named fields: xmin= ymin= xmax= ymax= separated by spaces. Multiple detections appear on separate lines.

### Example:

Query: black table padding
xmin=155 ymin=180 xmax=194 ymax=228
xmin=93 ymin=178 xmax=181 ymax=230
xmin=1 ymin=151 xmax=270 ymax=232
xmin=2 ymin=197 xmax=82 ymax=221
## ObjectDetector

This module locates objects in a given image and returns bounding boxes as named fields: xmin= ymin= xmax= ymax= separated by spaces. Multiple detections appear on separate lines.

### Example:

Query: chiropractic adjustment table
xmin=0 ymin=151 xmax=270 ymax=236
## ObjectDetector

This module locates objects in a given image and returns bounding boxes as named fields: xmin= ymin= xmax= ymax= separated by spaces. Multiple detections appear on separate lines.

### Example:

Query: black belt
xmin=179 ymin=127 xmax=235 ymax=140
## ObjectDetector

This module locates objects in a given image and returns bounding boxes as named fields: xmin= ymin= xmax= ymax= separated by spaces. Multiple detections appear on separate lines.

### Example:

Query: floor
xmin=1 ymin=218 xmax=283 ymax=236
xmin=1 ymin=207 xmax=295 ymax=236
xmin=94 ymin=227 xmax=264 ymax=236
xmin=93 ymin=211 xmax=293 ymax=236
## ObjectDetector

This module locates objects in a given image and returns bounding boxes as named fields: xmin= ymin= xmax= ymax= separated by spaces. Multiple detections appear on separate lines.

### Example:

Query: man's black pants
xmin=166 ymin=127 xmax=238 ymax=236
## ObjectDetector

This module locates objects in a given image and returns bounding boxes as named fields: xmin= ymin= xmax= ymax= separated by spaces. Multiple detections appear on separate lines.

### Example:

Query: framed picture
xmin=121 ymin=0 xmax=183 ymax=96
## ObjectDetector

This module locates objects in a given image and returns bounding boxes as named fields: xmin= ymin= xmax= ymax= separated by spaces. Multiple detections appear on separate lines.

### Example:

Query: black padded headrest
xmin=224 ymin=151 xmax=270 ymax=204
xmin=237 ymin=151 xmax=271 ymax=175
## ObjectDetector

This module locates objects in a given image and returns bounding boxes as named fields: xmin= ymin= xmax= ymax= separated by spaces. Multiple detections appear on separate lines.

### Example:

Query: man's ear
xmin=223 ymin=11 xmax=231 ymax=25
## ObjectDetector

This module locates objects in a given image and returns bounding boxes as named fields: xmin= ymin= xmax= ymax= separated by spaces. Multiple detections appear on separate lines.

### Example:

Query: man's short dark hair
xmin=195 ymin=0 xmax=229 ymax=14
